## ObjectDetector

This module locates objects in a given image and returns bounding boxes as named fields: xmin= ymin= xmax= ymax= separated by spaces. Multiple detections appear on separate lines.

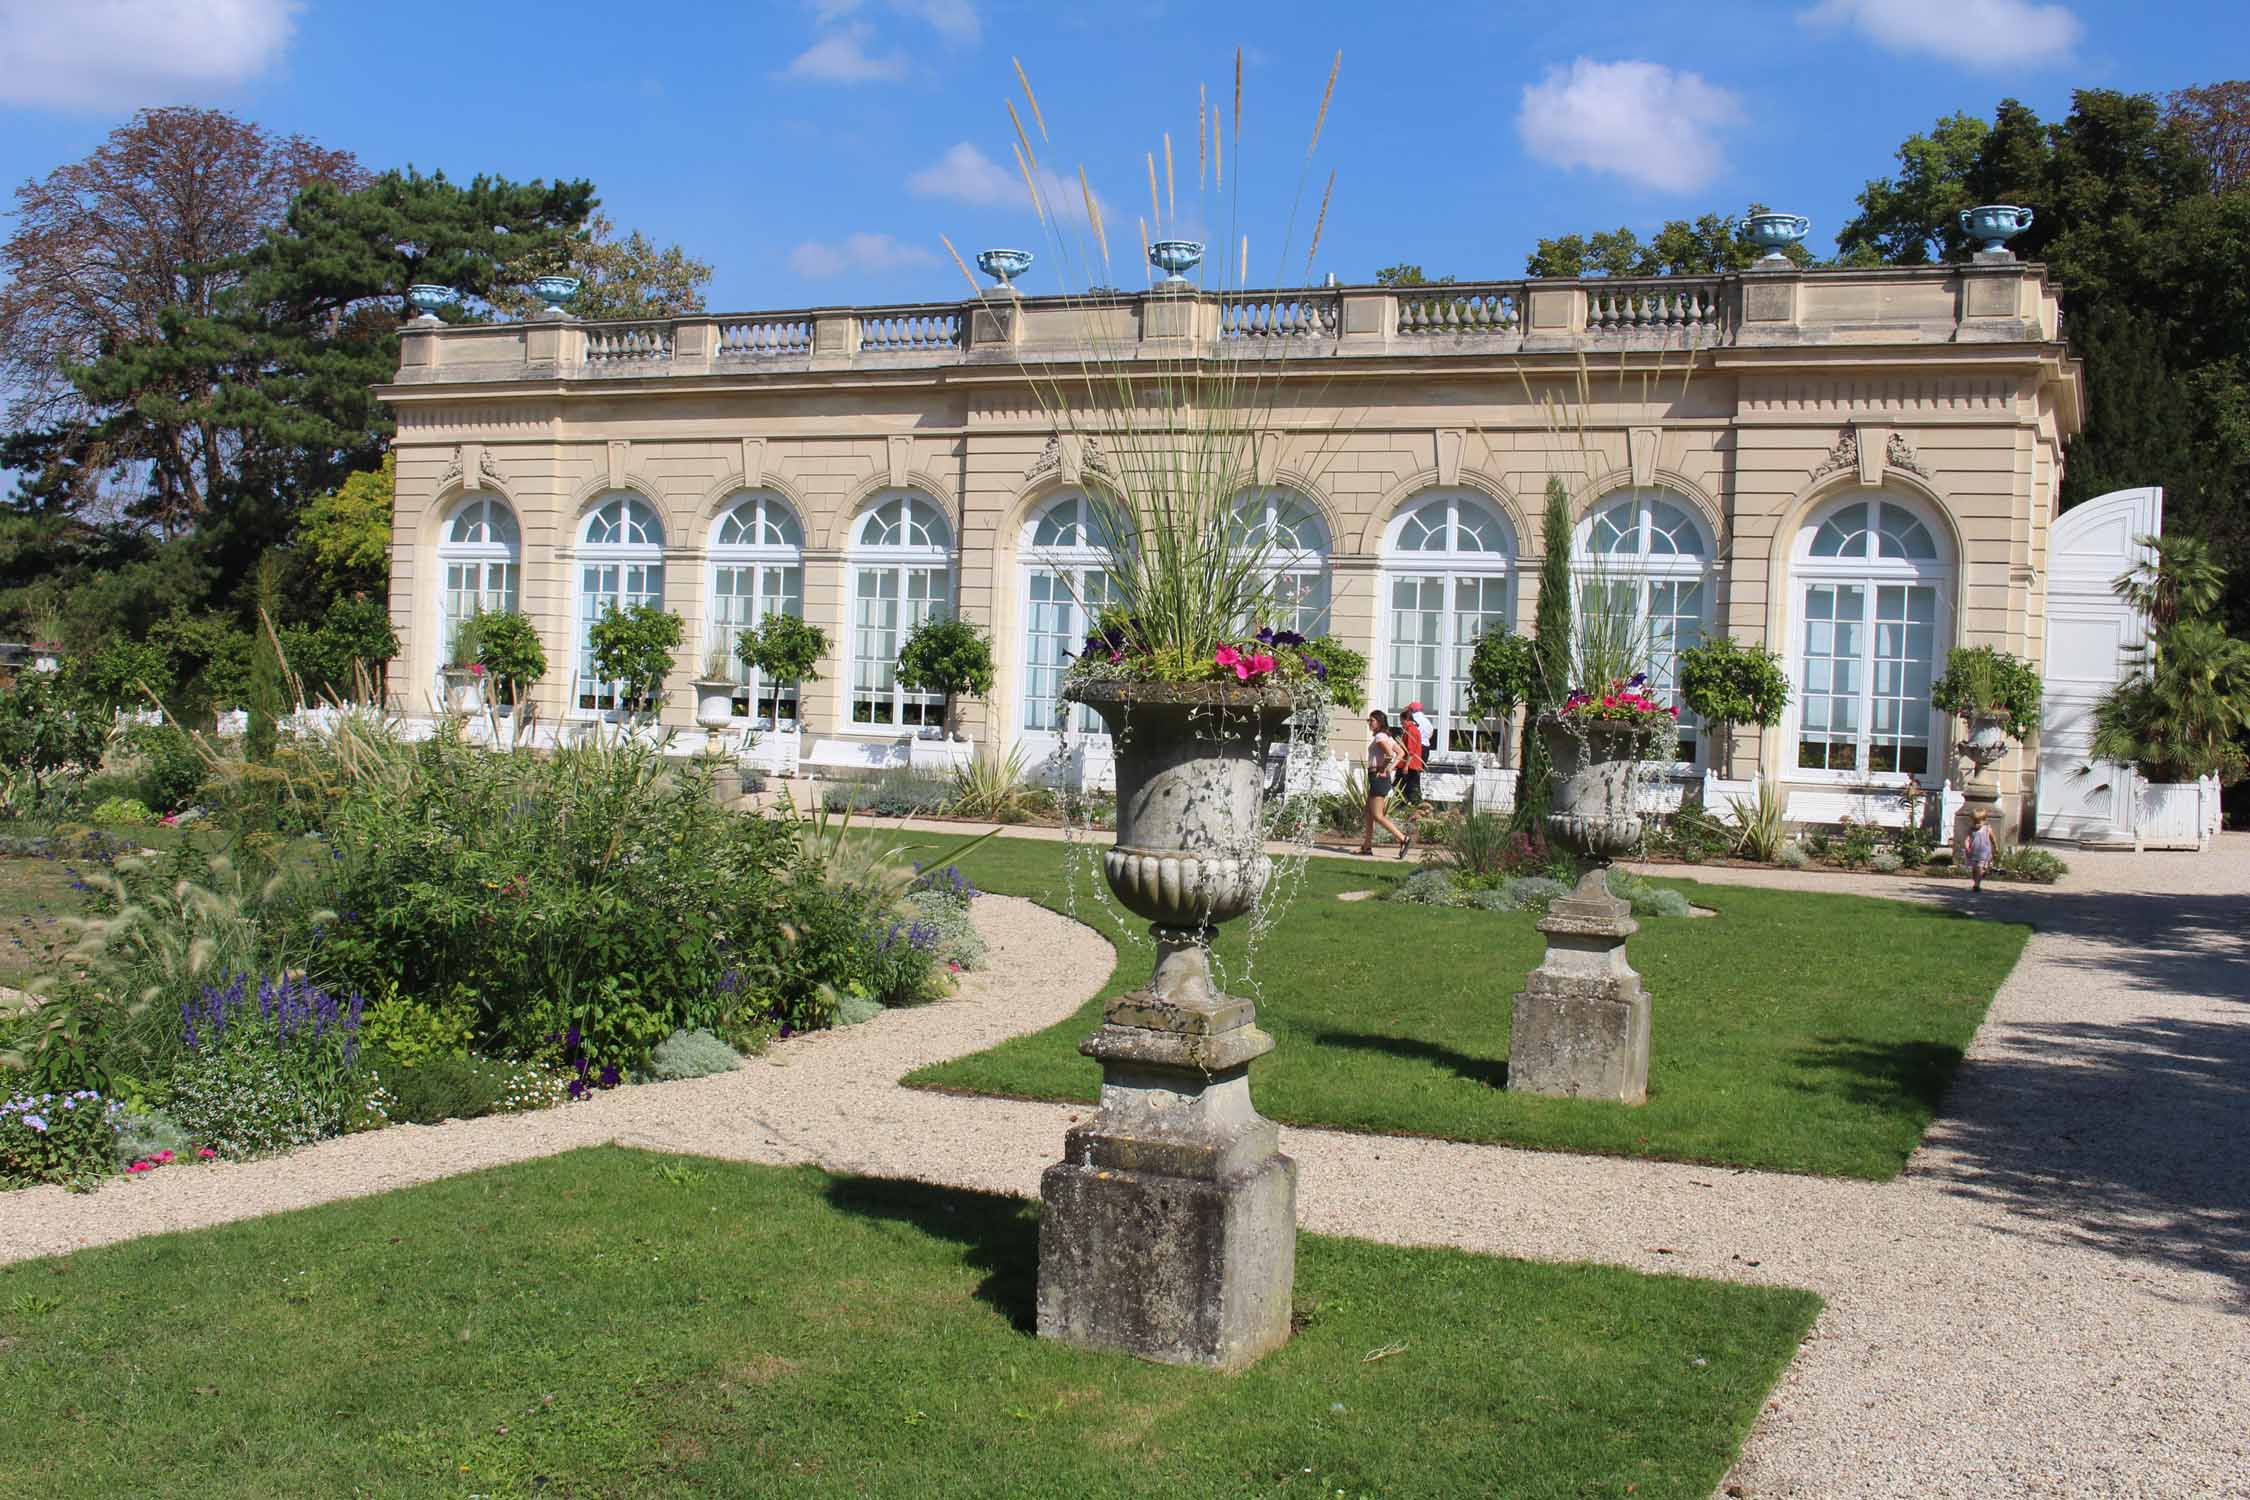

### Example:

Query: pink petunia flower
xmin=197 ymin=1147 xmax=217 ymax=1160
xmin=1248 ymin=653 xmax=1276 ymax=677
xmin=1214 ymin=645 xmax=1241 ymax=670
xmin=154 ymin=1150 xmax=174 ymax=1162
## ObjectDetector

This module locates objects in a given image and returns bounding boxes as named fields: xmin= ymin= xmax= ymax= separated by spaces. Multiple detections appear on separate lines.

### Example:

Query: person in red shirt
xmin=1398 ymin=700 xmax=1429 ymax=808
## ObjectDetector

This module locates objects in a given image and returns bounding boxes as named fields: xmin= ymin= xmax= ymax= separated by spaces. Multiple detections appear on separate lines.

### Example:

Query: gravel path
xmin=4 ymin=843 xmax=2243 ymax=1497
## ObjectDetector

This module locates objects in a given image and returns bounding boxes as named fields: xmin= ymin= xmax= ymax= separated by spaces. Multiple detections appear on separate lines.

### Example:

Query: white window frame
xmin=706 ymin=490 xmax=806 ymax=729
xmin=1378 ymin=489 xmax=1519 ymax=758
xmin=1019 ymin=491 xmax=1120 ymax=746
xmin=574 ymin=493 xmax=667 ymax=715
xmin=1573 ymin=489 xmax=1718 ymax=772
xmin=1785 ymin=492 xmax=1955 ymax=786
xmin=1227 ymin=488 xmax=1333 ymax=638
xmin=847 ymin=490 xmax=954 ymax=736
xmin=435 ymin=494 xmax=521 ymax=696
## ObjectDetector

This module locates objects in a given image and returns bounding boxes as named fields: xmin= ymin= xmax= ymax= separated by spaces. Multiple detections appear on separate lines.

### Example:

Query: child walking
xmin=1961 ymin=808 xmax=1997 ymax=893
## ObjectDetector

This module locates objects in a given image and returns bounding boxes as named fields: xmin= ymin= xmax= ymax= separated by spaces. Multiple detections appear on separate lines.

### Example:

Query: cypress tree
xmin=1515 ymin=476 xmax=1575 ymax=830
xmin=246 ymin=553 xmax=285 ymax=763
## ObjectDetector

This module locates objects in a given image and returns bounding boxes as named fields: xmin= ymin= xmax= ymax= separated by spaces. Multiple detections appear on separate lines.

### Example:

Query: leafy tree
xmin=65 ymin=636 xmax=174 ymax=713
xmin=1373 ymin=264 xmax=1454 ymax=287
xmin=736 ymin=613 xmax=828 ymax=685
xmin=1515 ymin=477 xmax=1575 ymax=829
xmin=1526 ymin=207 xmax=1811 ymax=279
xmin=298 ymin=455 xmax=395 ymax=597
xmin=1834 ymin=112 xmax=1992 ymax=265
xmin=1465 ymin=630 xmax=1535 ymax=761
xmin=2166 ymin=80 xmax=2250 ymax=195
xmin=149 ymin=610 xmax=256 ymax=717
xmin=896 ymin=617 xmax=996 ymax=740
xmin=0 ymin=106 xmax=362 ymax=519
xmin=491 ymin=212 xmax=713 ymax=322
xmin=0 ymin=675 xmax=105 ymax=781
xmin=1677 ymin=636 xmax=1791 ymax=778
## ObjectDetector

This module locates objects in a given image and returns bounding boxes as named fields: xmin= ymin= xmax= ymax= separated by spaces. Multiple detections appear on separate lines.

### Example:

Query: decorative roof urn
xmin=531 ymin=274 xmax=582 ymax=317
xmin=1959 ymin=204 xmax=2034 ymax=256
xmin=405 ymin=284 xmax=459 ymax=323
xmin=1744 ymin=213 xmax=1811 ymax=265
xmin=974 ymin=248 xmax=1034 ymax=293
xmin=1148 ymin=239 xmax=1205 ymax=286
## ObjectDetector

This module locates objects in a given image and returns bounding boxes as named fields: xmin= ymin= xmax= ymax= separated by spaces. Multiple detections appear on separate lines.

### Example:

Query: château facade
xmin=380 ymin=256 xmax=2084 ymax=828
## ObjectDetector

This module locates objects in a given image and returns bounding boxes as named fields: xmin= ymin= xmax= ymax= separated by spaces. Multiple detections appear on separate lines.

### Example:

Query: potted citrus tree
xmin=473 ymin=612 xmax=546 ymax=717
xmin=587 ymin=602 xmax=683 ymax=728
xmin=896 ymin=615 xmax=995 ymax=754
xmin=442 ymin=611 xmax=489 ymax=714
xmin=735 ymin=612 xmax=826 ymax=731
xmin=1930 ymin=645 xmax=2042 ymax=790
xmin=1678 ymin=635 xmax=1790 ymax=780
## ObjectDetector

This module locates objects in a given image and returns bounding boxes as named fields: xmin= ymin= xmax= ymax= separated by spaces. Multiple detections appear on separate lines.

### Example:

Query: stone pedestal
xmin=1037 ymin=932 xmax=1297 ymax=1371
xmin=1507 ymin=868 xmax=1651 ymax=1106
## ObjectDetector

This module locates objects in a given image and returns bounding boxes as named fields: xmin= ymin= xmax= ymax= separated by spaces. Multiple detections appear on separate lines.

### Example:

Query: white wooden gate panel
xmin=2036 ymin=486 xmax=2161 ymax=844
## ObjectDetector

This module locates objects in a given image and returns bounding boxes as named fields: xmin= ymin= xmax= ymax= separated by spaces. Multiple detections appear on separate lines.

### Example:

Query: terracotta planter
xmin=1070 ymin=679 xmax=1296 ymax=930
xmin=1538 ymin=715 xmax=1657 ymax=860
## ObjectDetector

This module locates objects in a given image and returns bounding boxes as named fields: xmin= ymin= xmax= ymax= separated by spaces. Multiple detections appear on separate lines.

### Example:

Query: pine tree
xmin=1515 ymin=476 xmax=1575 ymax=830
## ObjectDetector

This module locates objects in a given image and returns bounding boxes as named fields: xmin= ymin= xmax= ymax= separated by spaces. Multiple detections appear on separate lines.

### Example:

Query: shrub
xmin=124 ymin=724 xmax=208 ymax=813
xmin=1 ymin=1089 xmax=127 ymax=1190
xmin=1996 ymin=845 xmax=2069 ymax=884
xmin=949 ymin=743 xmax=1034 ymax=821
xmin=88 ymin=796 xmax=155 ymax=826
xmin=1870 ymin=850 xmax=1905 ymax=874
xmin=1728 ymin=778 xmax=1792 ymax=863
xmin=1479 ymin=875 xmax=1572 ymax=912
xmin=0 ymin=675 xmax=105 ymax=781
xmin=114 ymin=1106 xmax=194 ymax=1169
xmin=358 ymin=997 xmax=476 ymax=1069
xmin=834 ymin=995 xmax=883 ymax=1026
xmin=1835 ymin=820 xmax=1881 ymax=870
xmin=1776 ymin=840 xmax=1810 ymax=869
xmin=1652 ymin=807 xmax=1731 ymax=863
xmin=1605 ymin=869 xmax=1693 ymax=918
xmin=1438 ymin=814 xmax=1562 ymax=881
xmin=646 ymin=1027 xmax=742 ymax=1081
xmin=1390 ymin=868 xmax=1465 ymax=906
xmin=902 ymin=886 xmax=987 ymax=971
xmin=373 ymin=1051 xmax=559 ymax=1124
xmin=167 ymin=974 xmax=366 ymax=1160
xmin=822 ymin=771 xmax=952 ymax=818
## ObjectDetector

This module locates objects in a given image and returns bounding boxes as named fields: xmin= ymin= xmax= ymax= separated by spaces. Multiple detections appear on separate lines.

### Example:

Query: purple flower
xmin=598 ymin=1064 xmax=620 ymax=1088
xmin=22 ymin=1114 xmax=46 ymax=1133
xmin=1301 ymin=654 xmax=1328 ymax=682
xmin=1254 ymin=626 xmax=1276 ymax=646
xmin=1274 ymin=629 xmax=1306 ymax=648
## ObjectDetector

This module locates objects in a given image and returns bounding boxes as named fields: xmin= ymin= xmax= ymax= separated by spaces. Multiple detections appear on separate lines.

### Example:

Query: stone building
xmin=380 ymin=257 xmax=2086 ymax=831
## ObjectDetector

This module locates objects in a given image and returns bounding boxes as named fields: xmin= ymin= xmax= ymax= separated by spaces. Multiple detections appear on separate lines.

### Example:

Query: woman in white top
xmin=1358 ymin=710 xmax=1412 ymax=858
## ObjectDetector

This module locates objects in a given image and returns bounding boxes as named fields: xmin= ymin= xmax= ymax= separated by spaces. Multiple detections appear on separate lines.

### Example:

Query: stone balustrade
xmin=391 ymin=262 xmax=2062 ymax=385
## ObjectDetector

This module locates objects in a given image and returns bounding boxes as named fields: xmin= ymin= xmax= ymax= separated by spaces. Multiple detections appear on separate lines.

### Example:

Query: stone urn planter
xmin=1959 ymin=711 xmax=2009 ymax=791
xmin=441 ymin=666 xmax=486 ymax=715
xmin=1508 ymin=714 xmax=1661 ymax=1107
xmin=692 ymin=677 xmax=737 ymax=755
xmin=1036 ymin=678 xmax=1299 ymax=1372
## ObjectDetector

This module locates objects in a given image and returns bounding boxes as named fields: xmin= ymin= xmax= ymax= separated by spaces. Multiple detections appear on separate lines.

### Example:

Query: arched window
xmin=1790 ymin=493 xmax=1953 ymax=778
xmin=707 ymin=491 xmax=806 ymax=726
xmin=575 ymin=494 xmax=666 ymax=712
xmin=437 ymin=494 xmax=520 ymax=665
xmin=848 ymin=491 xmax=953 ymax=731
xmin=1380 ymin=489 xmax=1518 ymax=755
xmin=1575 ymin=490 xmax=1716 ymax=765
xmin=1021 ymin=492 xmax=1122 ymax=737
xmin=1227 ymin=488 xmax=1332 ymax=637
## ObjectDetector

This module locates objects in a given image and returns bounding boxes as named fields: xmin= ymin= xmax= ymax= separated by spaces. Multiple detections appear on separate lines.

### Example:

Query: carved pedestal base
xmin=1507 ymin=868 xmax=1651 ymax=1106
xmin=1037 ymin=932 xmax=1297 ymax=1371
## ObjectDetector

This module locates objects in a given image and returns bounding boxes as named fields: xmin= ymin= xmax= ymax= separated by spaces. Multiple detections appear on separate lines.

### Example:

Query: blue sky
xmin=2 ymin=0 xmax=2246 ymax=312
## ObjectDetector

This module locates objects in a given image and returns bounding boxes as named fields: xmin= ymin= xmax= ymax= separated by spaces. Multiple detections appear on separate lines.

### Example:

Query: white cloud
xmin=0 ymin=0 xmax=300 ymax=111
xmin=904 ymin=141 xmax=1100 ymax=226
xmin=788 ymin=232 xmax=939 ymax=279
xmin=785 ymin=23 xmax=907 ymax=83
xmin=1799 ymin=0 xmax=2081 ymax=68
xmin=1516 ymin=59 xmax=1742 ymax=194
xmin=893 ymin=0 xmax=979 ymax=44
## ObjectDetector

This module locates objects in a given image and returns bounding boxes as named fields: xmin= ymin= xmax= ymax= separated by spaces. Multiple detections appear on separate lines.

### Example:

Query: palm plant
xmin=2090 ymin=617 xmax=2250 ymax=784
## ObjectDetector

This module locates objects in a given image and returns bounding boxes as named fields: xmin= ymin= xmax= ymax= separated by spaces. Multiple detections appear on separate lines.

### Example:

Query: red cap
xmin=1405 ymin=700 xmax=1423 ymax=712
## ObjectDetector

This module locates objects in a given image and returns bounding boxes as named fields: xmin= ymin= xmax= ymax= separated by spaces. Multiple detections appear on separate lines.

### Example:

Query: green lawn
xmin=916 ymin=837 xmax=2029 ymax=1180
xmin=0 ymin=1148 xmax=1817 ymax=1499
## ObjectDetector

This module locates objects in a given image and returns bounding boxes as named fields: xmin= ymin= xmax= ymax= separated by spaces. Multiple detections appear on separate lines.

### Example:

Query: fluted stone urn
xmin=1509 ymin=715 xmax=1658 ymax=1106
xmin=1036 ymin=678 xmax=1298 ymax=1372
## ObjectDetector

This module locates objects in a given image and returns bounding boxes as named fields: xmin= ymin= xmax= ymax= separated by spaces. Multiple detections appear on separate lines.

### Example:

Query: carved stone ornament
xmin=1024 ymin=433 xmax=1111 ymax=482
xmin=439 ymin=445 xmax=505 ymax=489
xmin=1810 ymin=428 xmax=1859 ymax=480
xmin=1885 ymin=431 xmax=1933 ymax=479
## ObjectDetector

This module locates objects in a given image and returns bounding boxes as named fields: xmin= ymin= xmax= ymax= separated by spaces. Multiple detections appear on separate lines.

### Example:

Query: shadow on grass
xmin=1303 ymin=1025 xmax=1510 ymax=1089
xmin=823 ymin=1175 xmax=1042 ymax=1333
xmin=1790 ymin=1037 xmax=1965 ymax=1116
